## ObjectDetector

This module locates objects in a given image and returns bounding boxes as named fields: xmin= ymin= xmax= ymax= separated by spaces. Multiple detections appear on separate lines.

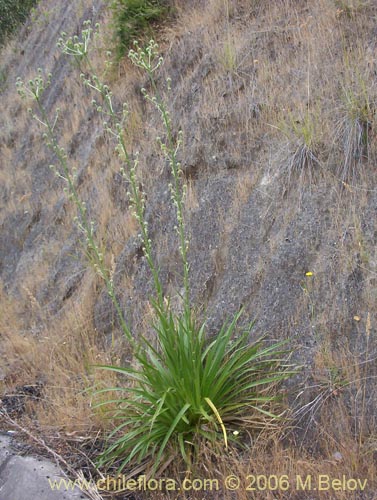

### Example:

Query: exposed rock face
xmin=0 ymin=434 xmax=84 ymax=500
xmin=1 ymin=1 xmax=376 ymax=341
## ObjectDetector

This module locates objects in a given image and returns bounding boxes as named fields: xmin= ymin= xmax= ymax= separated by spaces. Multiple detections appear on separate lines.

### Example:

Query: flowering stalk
xmin=57 ymin=26 xmax=190 ymax=315
xmin=16 ymin=42 xmax=135 ymax=347
xmin=129 ymin=41 xmax=190 ymax=313
xmin=17 ymin=22 xmax=296 ymax=473
xmin=57 ymin=22 xmax=165 ymax=311
xmin=17 ymin=23 xmax=187 ymax=346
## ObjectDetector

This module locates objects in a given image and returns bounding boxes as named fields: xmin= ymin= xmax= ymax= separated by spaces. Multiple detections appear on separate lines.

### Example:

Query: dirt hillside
xmin=1 ymin=0 xmax=377 ymax=498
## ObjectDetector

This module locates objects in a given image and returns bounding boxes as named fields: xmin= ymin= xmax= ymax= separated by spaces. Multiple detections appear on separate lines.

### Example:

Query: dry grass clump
xmin=144 ymin=414 xmax=376 ymax=500
xmin=0 ymin=280 xmax=119 ymax=435
xmin=332 ymin=53 xmax=376 ymax=184
xmin=174 ymin=0 xmax=376 ymax=188
xmin=275 ymin=110 xmax=322 ymax=195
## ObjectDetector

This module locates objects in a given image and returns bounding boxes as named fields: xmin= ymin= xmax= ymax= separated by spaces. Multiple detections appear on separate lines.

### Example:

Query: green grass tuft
xmin=110 ymin=0 xmax=171 ymax=58
xmin=95 ymin=305 xmax=294 ymax=474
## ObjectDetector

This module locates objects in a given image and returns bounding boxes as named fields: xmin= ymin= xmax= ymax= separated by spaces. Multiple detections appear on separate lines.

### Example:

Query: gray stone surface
xmin=0 ymin=435 xmax=12 ymax=467
xmin=0 ymin=434 xmax=87 ymax=500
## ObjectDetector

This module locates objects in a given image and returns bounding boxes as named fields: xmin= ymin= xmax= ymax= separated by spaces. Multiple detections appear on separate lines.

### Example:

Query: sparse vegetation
xmin=335 ymin=0 xmax=372 ymax=18
xmin=277 ymin=110 xmax=321 ymax=192
xmin=2 ymin=0 xmax=377 ymax=497
xmin=219 ymin=38 xmax=237 ymax=73
xmin=334 ymin=71 xmax=375 ymax=183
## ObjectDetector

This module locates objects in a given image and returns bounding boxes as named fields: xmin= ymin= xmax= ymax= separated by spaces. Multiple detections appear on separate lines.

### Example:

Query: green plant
xmin=0 ymin=0 xmax=38 ymax=46
xmin=16 ymin=60 xmax=135 ymax=351
xmin=97 ymin=308 xmax=292 ymax=473
xmin=17 ymin=22 xmax=296 ymax=475
xmin=277 ymin=110 xmax=321 ymax=191
xmin=0 ymin=68 xmax=7 ymax=91
xmin=219 ymin=39 xmax=237 ymax=73
xmin=219 ymin=0 xmax=237 ymax=73
xmin=109 ymin=0 xmax=171 ymax=59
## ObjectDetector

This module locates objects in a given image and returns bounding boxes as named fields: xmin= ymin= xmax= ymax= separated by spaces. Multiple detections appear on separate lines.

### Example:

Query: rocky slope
xmin=1 ymin=0 xmax=377 ymax=497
